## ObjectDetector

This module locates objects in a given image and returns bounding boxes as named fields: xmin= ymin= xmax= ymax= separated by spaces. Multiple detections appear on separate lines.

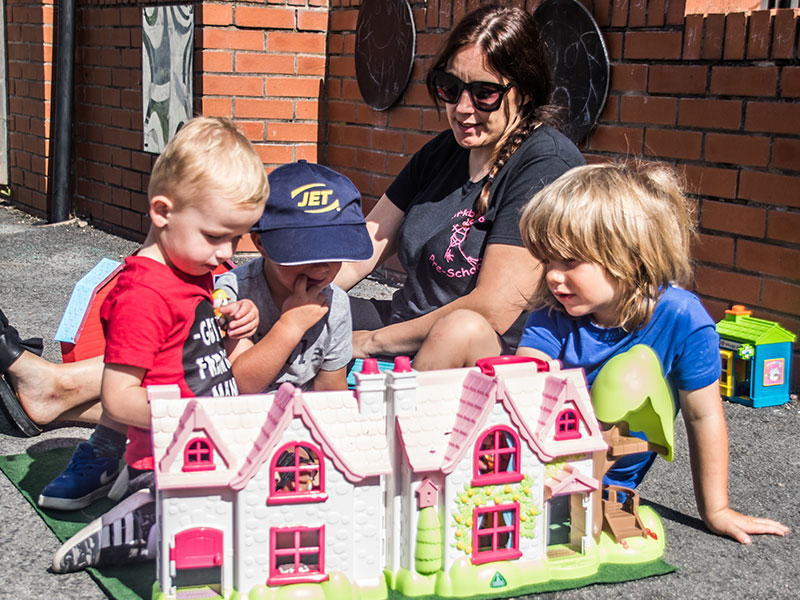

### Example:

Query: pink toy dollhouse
xmin=149 ymin=356 xmax=665 ymax=600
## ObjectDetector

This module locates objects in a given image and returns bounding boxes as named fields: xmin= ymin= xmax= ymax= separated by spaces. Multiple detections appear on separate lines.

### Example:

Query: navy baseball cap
xmin=252 ymin=161 xmax=373 ymax=265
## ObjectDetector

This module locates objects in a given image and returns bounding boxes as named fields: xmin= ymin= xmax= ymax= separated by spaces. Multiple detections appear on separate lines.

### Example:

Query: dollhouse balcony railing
xmin=602 ymin=485 xmax=647 ymax=543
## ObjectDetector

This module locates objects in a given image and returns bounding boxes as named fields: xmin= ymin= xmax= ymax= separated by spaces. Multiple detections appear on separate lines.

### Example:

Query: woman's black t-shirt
xmin=385 ymin=125 xmax=585 ymax=349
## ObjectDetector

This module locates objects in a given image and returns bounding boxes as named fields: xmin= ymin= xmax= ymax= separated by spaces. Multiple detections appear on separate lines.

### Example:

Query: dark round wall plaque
xmin=534 ymin=0 xmax=610 ymax=144
xmin=355 ymin=0 xmax=416 ymax=111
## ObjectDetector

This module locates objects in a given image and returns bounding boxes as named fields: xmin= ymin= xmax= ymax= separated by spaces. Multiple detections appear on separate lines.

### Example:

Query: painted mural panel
xmin=142 ymin=6 xmax=193 ymax=153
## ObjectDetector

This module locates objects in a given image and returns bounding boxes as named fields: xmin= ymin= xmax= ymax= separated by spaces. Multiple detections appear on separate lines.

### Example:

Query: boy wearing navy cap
xmin=217 ymin=160 xmax=372 ymax=393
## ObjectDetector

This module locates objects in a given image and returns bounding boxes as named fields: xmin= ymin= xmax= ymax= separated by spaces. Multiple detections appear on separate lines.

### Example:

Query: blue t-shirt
xmin=519 ymin=285 xmax=721 ymax=488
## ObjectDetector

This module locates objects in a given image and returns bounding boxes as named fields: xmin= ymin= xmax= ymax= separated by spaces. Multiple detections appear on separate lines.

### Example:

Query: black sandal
xmin=0 ymin=309 xmax=44 ymax=436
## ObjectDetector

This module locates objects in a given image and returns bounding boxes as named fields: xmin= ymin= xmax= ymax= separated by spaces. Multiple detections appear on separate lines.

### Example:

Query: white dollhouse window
xmin=472 ymin=426 xmax=523 ymax=486
xmin=268 ymin=442 xmax=327 ymax=504
xmin=268 ymin=526 xmax=327 ymax=585
xmin=472 ymin=503 xmax=522 ymax=565
xmin=554 ymin=409 xmax=581 ymax=441
xmin=182 ymin=437 xmax=216 ymax=472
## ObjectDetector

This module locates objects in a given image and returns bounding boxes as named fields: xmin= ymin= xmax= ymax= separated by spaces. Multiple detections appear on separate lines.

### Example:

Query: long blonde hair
xmin=519 ymin=161 xmax=695 ymax=331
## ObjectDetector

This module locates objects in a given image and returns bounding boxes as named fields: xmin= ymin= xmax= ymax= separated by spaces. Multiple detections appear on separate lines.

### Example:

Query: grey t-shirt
xmin=215 ymin=258 xmax=353 ymax=392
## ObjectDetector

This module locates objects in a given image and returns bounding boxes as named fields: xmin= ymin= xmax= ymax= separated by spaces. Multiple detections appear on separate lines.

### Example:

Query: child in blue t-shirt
xmin=514 ymin=161 xmax=788 ymax=544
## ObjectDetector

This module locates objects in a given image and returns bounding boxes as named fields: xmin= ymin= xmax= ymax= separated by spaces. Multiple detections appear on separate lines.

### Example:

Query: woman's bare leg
xmin=413 ymin=309 xmax=504 ymax=370
xmin=5 ymin=353 xmax=103 ymax=425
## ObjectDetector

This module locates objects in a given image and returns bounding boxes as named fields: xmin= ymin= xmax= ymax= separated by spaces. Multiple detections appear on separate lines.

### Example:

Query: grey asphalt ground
xmin=0 ymin=200 xmax=797 ymax=599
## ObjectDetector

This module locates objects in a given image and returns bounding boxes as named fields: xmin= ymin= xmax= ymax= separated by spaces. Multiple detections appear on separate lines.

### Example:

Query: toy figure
xmin=212 ymin=288 xmax=231 ymax=335
xmin=274 ymin=445 xmax=321 ymax=492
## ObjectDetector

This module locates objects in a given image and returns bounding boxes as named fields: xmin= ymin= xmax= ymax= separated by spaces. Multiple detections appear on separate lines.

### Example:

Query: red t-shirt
xmin=101 ymin=256 xmax=238 ymax=470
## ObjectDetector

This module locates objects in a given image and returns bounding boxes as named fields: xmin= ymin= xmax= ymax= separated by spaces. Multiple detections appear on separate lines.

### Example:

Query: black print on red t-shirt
xmin=183 ymin=300 xmax=239 ymax=397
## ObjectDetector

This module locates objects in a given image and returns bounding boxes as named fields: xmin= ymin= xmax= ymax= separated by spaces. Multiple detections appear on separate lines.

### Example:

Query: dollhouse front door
xmin=173 ymin=527 xmax=224 ymax=568
xmin=171 ymin=527 xmax=224 ymax=596
xmin=719 ymin=350 xmax=734 ymax=397
xmin=547 ymin=495 xmax=570 ymax=546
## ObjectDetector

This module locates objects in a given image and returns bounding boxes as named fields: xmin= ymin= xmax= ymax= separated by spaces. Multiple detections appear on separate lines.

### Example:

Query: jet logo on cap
xmin=293 ymin=183 xmax=341 ymax=214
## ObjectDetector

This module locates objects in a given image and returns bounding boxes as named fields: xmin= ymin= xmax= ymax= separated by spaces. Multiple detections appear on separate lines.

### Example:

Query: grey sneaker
xmin=51 ymin=488 xmax=157 ymax=573
xmin=107 ymin=465 xmax=155 ymax=502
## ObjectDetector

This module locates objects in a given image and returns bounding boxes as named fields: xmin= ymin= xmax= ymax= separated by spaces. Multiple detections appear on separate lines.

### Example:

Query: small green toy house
xmin=717 ymin=305 xmax=796 ymax=407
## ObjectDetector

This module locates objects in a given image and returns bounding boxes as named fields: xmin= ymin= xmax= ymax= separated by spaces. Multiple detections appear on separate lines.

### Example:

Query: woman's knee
xmin=416 ymin=309 xmax=502 ymax=370
xmin=429 ymin=309 xmax=495 ymax=344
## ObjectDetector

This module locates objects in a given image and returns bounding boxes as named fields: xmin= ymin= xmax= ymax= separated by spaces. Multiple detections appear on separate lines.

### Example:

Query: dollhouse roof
xmin=544 ymin=463 xmax=600 ymax=497
xmin=150 ymin=360 xmax=607 ymax=491
xmin=395 ymin=368 xmax=469 ymax=472
xmin=396 ymin=362 xmax=607 ymax=474
xmin=53 ymin=257 xmax=122 ymax=346
xmin=440 ymin=371 xmax=503 ymax=472
xmin=717 ymin=307 xmax=796 ymax=345
xmin=158 ymin=399 xmax=237 ymax=487
xmin=150 ymin=382 xmax=391 ymax=491
xmin=531 ymin=375 xmax=608 ymax=460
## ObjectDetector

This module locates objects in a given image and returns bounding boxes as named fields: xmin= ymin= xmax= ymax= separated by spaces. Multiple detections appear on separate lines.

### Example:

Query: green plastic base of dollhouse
xmin=153 ymin=506 xmax=669 ymax=600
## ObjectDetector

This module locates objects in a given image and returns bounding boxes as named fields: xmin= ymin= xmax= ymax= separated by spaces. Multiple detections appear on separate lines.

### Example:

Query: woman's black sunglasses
xmin=431 ymin=70 xmax=514 ymax=112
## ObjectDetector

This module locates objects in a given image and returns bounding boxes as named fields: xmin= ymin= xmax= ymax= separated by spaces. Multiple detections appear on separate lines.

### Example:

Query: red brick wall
xmin=57 ymin=0 xmax=330 ymax=241
xmin=581 ymin=1 xmax=800 ymax=385
xmin=196 ymin=1 xmax=328 ymax=167
xmin=5 ymin=0 xmax=799 ymax=385
xmin=685 ymin=0 xmax=760 ymax=13
xmin=6 ymin=0 xmax=55 ymax=216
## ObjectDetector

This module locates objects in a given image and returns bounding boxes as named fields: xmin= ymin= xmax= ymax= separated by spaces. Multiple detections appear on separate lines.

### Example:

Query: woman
xmin=335 ymin=4 xmax=585 ymax=368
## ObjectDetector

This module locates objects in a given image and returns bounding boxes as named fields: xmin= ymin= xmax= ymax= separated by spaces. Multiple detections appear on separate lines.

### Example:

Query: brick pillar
xmin=6 ymin=0 xmax=55 ymax=216
xmin=73 ymin=5 xmax=148 ymax=238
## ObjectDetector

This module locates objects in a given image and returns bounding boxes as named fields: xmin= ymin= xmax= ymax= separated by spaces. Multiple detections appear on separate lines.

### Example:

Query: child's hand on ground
xmin=703 ymin=506 xmax=790 ymax=544
xmin=220 ymin=299 xmax=259 ymax=339
xmin=279 ymin=275 xmax=329 ymax=338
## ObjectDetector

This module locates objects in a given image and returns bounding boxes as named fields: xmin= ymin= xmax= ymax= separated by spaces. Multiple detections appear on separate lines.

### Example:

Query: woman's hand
xmin=351 ymin=244 xmax=541 ymax=359
xmin=352 ymin=330 xmax=379 ymax=359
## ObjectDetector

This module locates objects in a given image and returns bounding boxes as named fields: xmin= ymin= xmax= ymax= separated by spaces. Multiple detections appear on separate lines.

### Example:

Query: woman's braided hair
xmin=425 ymin=5 xmax=561 ymax=216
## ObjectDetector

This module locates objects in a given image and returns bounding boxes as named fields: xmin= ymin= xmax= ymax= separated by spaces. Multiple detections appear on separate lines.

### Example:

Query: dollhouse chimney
xmin=383 ymin=357 xmax=416 ymax=573
xmin=385 ymin=356 xmax=417 ymax=417
xmin=354 ymin=358 xmax=387 ymax=418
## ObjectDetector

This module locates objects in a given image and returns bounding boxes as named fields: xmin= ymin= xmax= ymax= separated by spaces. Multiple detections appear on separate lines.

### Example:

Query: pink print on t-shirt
xmin=430 ymin=209 xmax=486 ymax=279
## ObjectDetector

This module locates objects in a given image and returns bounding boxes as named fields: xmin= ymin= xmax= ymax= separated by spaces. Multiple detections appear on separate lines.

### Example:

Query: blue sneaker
xmin=38 ymin=442 xmax=121 ymax=511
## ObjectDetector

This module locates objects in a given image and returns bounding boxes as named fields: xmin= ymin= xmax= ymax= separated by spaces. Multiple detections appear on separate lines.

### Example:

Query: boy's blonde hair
xmin=148 ymin=116 xmax=268 ymax=209
xmin=520 ymin=161 xmax=695 ymax=331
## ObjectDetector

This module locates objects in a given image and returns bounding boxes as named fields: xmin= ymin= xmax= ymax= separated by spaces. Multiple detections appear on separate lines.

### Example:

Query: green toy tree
xmin=590 ymin=344 xmax=674 ymax=461
xmin=415 ymin=506 xmax=443 ymax=574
